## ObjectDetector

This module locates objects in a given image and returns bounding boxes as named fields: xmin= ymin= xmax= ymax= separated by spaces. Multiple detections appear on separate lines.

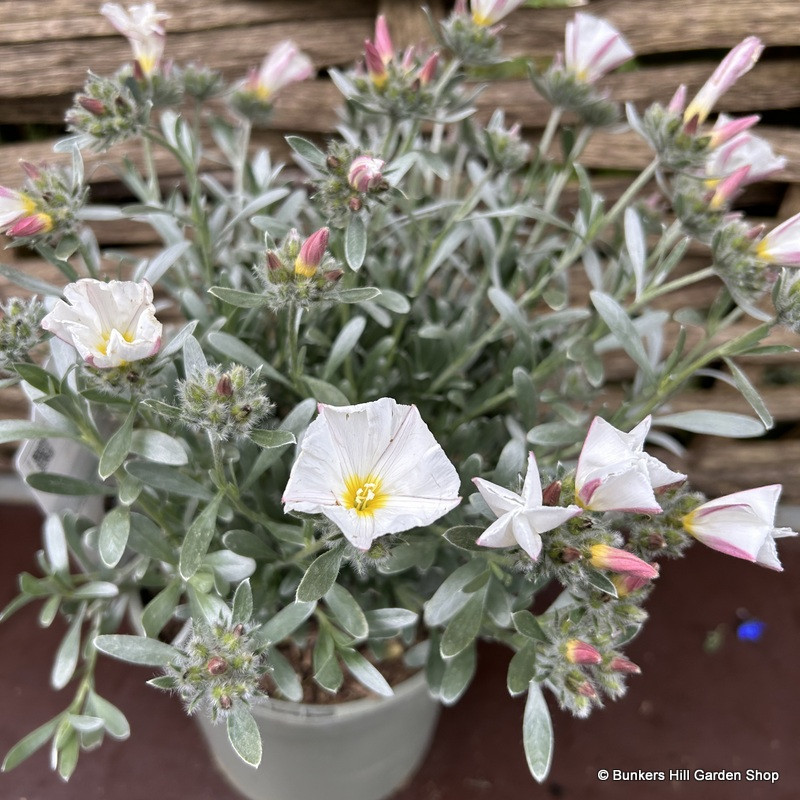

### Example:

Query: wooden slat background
xmin=1 ymin=0 xmax=799 ymax=497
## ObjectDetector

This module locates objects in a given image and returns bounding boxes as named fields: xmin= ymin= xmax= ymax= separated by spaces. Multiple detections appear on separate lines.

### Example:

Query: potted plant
xmin=1 ymin=2 xmax=798 ymax=798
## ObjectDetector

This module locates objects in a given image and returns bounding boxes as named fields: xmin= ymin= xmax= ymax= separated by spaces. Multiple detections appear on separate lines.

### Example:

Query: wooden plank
xmin=502 ymin=0 xmax=800 ymax=56
xmin=0 ymin=0 xmax=379 ymax=43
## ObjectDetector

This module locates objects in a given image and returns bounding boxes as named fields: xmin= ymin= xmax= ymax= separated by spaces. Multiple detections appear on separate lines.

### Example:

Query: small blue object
xmin=737 ymin=619 xmax=766 ymax=642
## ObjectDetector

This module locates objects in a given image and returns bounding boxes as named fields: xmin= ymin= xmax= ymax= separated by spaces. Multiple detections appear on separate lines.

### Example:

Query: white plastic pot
xmin=194 ymin=670 xmax=440 ymax=800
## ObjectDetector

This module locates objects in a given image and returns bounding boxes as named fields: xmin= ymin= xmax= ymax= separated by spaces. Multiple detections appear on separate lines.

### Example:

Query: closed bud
xmin=78 ymin=96 xmax=107 ymax=116
xmin=541 ymin=480 xmax=562 ymax=506
xmin=577 ymin=681 xmax=597 ymax=698
xmin=19 ymin=161 xmax=42 ymax=180
xmin=417 ymin=52 xmax=439 ymax=86
xmin=207 ymin=656 xmax=229 ymax=676
xmin=348 ymin=196 xmax=363 ymax=213
xmin=561 ymin=546 xmax=582 ymax=563
xmin=326 ymin=155 xmax=341 ymax=170
xmin=323 ymin=268 xmax=344 ymax=283
xmin=232 ymin=623 xmax=245 ymax=638
xmin=609 ymin=656 xmax=641 ymax=674
xmin=647 ymin=532 xmax=666 ymax=550
xmin=589 ymin=544 xmax=659 ymax=580
xmin=219 ymin=694 xmax=232 ymax=709
xmin=216 ymin=374 xmax=233 ymax=397
xmin=266 ymin=250 xmax=282 ymax=272
xmin=565 ymin=639 xmax=602 ymax=665
xmin=294 ymin=227 xmax=329 ymax=278
xmin=348 ymin=155 xmax=386 ymax=193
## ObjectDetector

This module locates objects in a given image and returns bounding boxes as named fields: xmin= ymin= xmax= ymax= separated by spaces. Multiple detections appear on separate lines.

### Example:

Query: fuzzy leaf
xmin=345 ymin=214 xmax=367 ymax=270
xmin=141 ymin=580 xmax=182 ymax=638
xmin=51 ymin=609 xmax=84 ymax=690
xmin=248 ymin=430 xmax=296 ymax=449
xmin=232 ymin=579 xmax=253 ymax=625
xmin=94 ymin=634 xmax=181 ymax=666
xmin=179 ymin=494 xmax=223 ymax=580
xmin=324 ymin=584 xmax=368 ymax=640
xmin=129 ymin=430 xmax=188 ymax=466
xmin=296 ymin=546 xmax=344 ymax=602
xmin=590 ymin=291 xmax=654 ymax=380
xmin=340 ymin=648 xmax=393 ymax=697
xmin=99 ymin=505 xmax=131 ymax=568
xmin=254 ymin=601 xmax=316 ymax=646
xmin=654 ymin=410 xmax=765 ymax=438
xmin=523 ymin=681 xmax=554 ymax=783
xmin=227 ymin=704 xmax=262 ymax=767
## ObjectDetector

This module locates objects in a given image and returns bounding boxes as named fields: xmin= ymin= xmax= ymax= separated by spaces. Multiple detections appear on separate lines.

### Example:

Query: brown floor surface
xmin=1 ymin=503 xmax=798 ymax=800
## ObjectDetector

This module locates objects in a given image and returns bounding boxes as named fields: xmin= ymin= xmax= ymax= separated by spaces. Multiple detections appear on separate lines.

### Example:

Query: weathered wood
xmin=503 ymin=0 xmax=800 ymax=56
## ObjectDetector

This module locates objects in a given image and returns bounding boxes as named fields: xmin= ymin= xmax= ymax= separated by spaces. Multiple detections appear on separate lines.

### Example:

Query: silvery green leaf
xmin=296 ymin=545 xmax=344 ymax=603
xmin=364 ymin=608 xmax=418 ymax=638
xmin=253 ymin=601 xmax=316 ymax=646
xmin=227 ymin=705 xmax=262 ymax=767
xmin=179 ymin=494 xmax=223 ymax=580
xmin=51 ymin=607 xmax=84 ymax=690
xmin=71 ymin=582 xmax=119 ymax=600
xmin=2 ymin=716 xmax=61 ymax=771
xmin=340 ymin=648 xmax=393 ymax=697
xmin=624 ymin=207 xmax=646 ymax=300
xmin=488 ymin=287 xmax=529 ymax=341
xmin=439 ymin=644 xmax=476 ymax=705
xmin=0 ymin=262 xmax=61 ymax=296
xmin=125 ymin=462 xmax=211 ymax=500
xmin=223 ymin=530 xmax=273 ymax=559
xmin=0 ymin=420 xmax=76 ymax=444
xmin=523 ymin=681 xmax=554 ymax=783
xmin=222 ymin=188 xmax=291 ymax=234
xmin=138 ymin=240 xmax=191 ymax=284
xmin=248 ymin=429 xmax=296 ymax=450
xmin=98 ymin=408 xmax=135 ymax=480
xmin=129 ymin=430 xmax=188 ymax=466
xmin=345 ymin=214 xmax=367 ymax=271
xmin=141 ymin=580 xmax=182 ymax=638
xmin=485 ymin=578 xmax=512 ymax=628
xmin=324 ymin=316 xmax=366 ymax=380
xmin=232 ymin=579 xmax=253 ymax=625
xmin=507 ymin=643 xmax=537 ymax=696
xmin=424 ymin=225 xmax=469 ymax=281
xmin=128 ymin=512 xmax=177 ymax=563
xmin=39 ymin=595 xmax=60 ymax=627
xmin=723 ymin=358 xmax=774 ymax=429
xmin=526 ymin=421 xmax=581 ymax=447
xmin=324 ymin=584 xmax=368 ymax=641
xmin=440 ymin=586 xmax=486 ymax=659
xmin=205 ymin=550 xmax=256 ymax=582
xmin=303 ymin=376 xmax=350 ymax=405
xmin=590 ymin=291 xmax=654 ymax=380
xmin=86 ymin=692 xmax=130 ymax=740
xmin=373 ymin=289 xmax=411 ymax=314
xmin=182 ymin=335 xmax=208 ymax=377
xmin=158 ymin=321 xmax=198 ymax=360
xmin=268 ymin=648 xmax=303 ymax=702
xmin=27 ymin=473 xmax=115 ymax=496
xmin=443 ymin=526 xmax=485 ymax=552
xmin=77 ymin=205 xmax=126 ymax=221
xmin=66 ymin=714 xmax=103 ymax=734
xmin=99 ymin=506 xmax=130 ymax=568
xmin=208 ymin=287 xmax=270 ymax=308
xmin=653 ymin=410 xmax=765 ymax=438
xmin=43 ymin=514 xmax=69 ymax=573
xmin=188 ymin=584 xmax=231 ymax=626
xmin=585 ymin=568 xmax=618 ymax=597
xmin=337 ymin=287 xmax=382 ymax=304
xmin=285 ymin=135 xmax=327 ymax=169
xmin=512 ymin=610 xmax=549 ymax=642
xmin=424 ymin=559 xmax=486 ymax=626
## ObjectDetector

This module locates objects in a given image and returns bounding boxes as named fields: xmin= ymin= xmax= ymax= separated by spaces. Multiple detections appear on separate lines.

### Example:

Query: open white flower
xmin=282 ymin=398 xmax=461 ymax=550
xmin=101 ymin=3 xmax=169 ymax=76
xmin=564 ymin=13 xmax=634 ymax=85
xmin=473 ymin=453 xmax=582 ymax=561
xmin=248 ymin=41 xmax=314 ymax=101
xmin=683 ymin=485 xmax=798 ymax=571
xmin=575 ymin=416 xmax=686 ymax=513
xmin=41 ymin=278 xmax=162 ymax=368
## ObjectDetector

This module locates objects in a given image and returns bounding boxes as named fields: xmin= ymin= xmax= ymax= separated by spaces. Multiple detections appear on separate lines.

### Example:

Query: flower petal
xmin=477 ymin=512 xmax=517 ymax=549
xmin=511 ymin=514 xmax=543 ymax=561
xmin=473 ymin=477 xmax=521 ymax=517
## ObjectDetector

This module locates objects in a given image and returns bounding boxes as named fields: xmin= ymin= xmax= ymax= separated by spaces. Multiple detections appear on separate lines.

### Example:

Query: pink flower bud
xmin=373 ymin=15 xmax=394 ymax=64
xmin=364 ymin=41 xmax=388 ymax=88
xmin=610 ymin=573 xmax=650 ymax=597
xmin=589 ymin=544 xmax=659 ymax=580
xmin=79 ymin=96 xmax=106 ymax=116
xmin=348 ymin=155 xmax=386 ymax=193
xmin=19 ymin=161 xmax=42 ymax=180
xmin=576 ymin=681 xmax=597 ymax=698
xmin=667 ymin=84 xmax=687 ymax=114
xmin=294 ymin=227 xmax=330 ymax=278
xmin=709 ymin=114 xmax=760 ymax=148
xmin=7 ymin=213 xmax=52 ymax=237
xmin=418 ymin=52 xmax=439 ymax=86
xmin=609 ymin=656 xmax=641 ymax=674
xmin=216 ymin=375 xmax=233 ymax=397
xmin=684 ymin=37 xmax=764 ymax=125
xmin=541 ymin=480 xmax=562 ymax=507
xmin=565 ymin=639 xmax=602 ymax=665
xmin=708 ymin=164 xmax=751 ymax=210
xmin=207 ymin=656 xmax=229 ymax=675
xmin=266 ymin=250 xmax=282 ymax=272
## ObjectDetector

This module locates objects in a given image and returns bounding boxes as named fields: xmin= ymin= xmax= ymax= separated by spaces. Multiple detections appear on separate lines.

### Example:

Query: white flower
xmin=470 ymin=0 xmax=526 ymax=27
xmin=564 ymin=13 xmax=634 ymax=84
xmin=683 ymin=485 xmax=798 ymax=571
xmin=575 ymin=416 xmax=686 ymax=513
xmin=473 ymin=453 xmax=582 ymax=561
xmin=707 ymin=116 xmax=787 ymax=184
xmin=249 ymin=41 xmax=314 ymax=100
xmin=41 ymin=278 xmax=162 ymax=368
xmin=282 ymin=399 xmax=461 ymax=550
xmin=100 ymin=2 xmax=169 ymax=76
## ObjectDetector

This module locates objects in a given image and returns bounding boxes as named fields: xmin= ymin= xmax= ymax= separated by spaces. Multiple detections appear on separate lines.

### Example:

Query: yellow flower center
xmin=97 ymin=329 xmax=135 ymax=355
xmin=472 ymin=12 xmax=490 ymax=26
xmin=342 ymin=474 xmax=387 ymax=516
xmin=21 ymin=195 xmax=38 ymax=215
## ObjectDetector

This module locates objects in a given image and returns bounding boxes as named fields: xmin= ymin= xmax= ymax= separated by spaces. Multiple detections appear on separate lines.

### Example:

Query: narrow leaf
xmin=94 ymin=634 xmax=181 ymax=666
xmin=179 ymin=494 xmax=223 ymax=580
xmin=99 ymin=506 xmax=131 ymax=568
xmin=296 ymin=546 xmax=344 ymax=603
xmin=523 ymin=682 xmax=554 ymax=783
xmin=345 ymin=214 xmax=367 ymax=270
xmin=340 ymin=648 xmax=393 ymax=697
xmin=226 ymin=704 xmax=262 ymax=767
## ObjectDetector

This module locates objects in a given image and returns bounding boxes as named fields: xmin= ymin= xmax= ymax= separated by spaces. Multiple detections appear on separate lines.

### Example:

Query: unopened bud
xmin=267 ymin=250 xmax=282 ymax=272
xmin=541 ymin=480 xmax=562 ymax=507
xmin=294 ymin=227 xmax=329 ymax=278
xmin=232 ymin=623 xmax=245 ymax=637
xmin=348 ymin=155 xmax=386 ymax=193
xmin=565 ymin=639 xmax=602 ymax=665
xmin=216 ymin=374 xmax=233 ymax=397
xmin=647 ymin=533 xmax=666 ymax=550
xmin=609 ymin=656 xmax=641 ymax=674
xmin=324 ymin=269 xmax=344 ymax=283
xmin=207 ymin=656 xmax=229 ymax=676
xmin=589 ymin=544 xmax=659 ymax=580
xmin=326 ymin=155 xmax=341 ymax=170
xmin=219 ymin=694 xmax=232 ymax=709
xmin=348 ymin=196 xmax=363 ymax=213
xmin=133 ymin=59 xmax=146 ymax=82
xmin=78 ymin=96 xmax=106 ymax=116
xmin=576 ymin=681 xmax=597 ymax=698
xmin=417 ymin=52 xmax=439 ymax=86
xmin=561 ymin=546 xmax=582 ymax=563
xmin=19 ymin=161 xmax=42 ymax=180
